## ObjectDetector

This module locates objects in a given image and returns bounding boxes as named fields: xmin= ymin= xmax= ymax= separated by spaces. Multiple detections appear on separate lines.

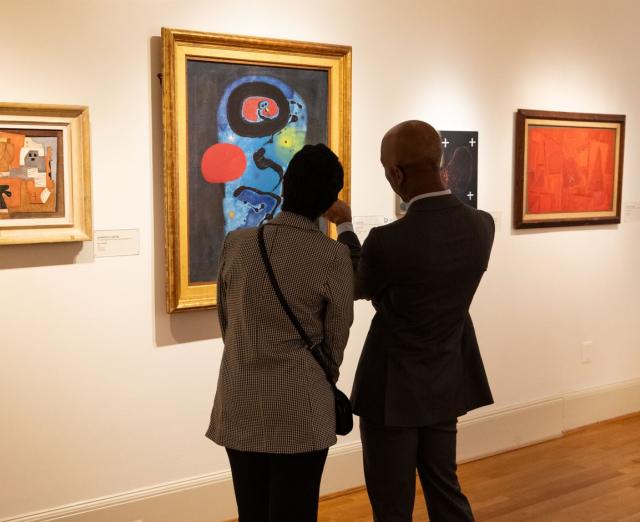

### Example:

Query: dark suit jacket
xmin=339 ymin=194 xmax=495 ymax=426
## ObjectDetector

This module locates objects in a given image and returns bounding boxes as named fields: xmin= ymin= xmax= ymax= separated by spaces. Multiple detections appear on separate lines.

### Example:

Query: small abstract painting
xmin=440 ymin=130 xmax=478 ymax=207
xmin=0 ymin=103 xmax=92 ymax=245
xmin=0 ymin=129 xmax=64 ymax=218
xmin=396 ymin=130 xmax=478 ymax=216
xmin=162 ymin=29 xmax=351 ymax=312
xmin=515 ymin=109 xmax=625 ymax=228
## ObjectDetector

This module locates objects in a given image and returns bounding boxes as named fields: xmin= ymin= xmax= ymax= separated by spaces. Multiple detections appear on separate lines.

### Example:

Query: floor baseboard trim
xmin=4 ymin=377 xmax=639 ymax=522
xmin=457 ymin=396 xmax=565 ymax=463
xmin=1 ymin=470 xmax=232 ymax=522
xmin=563 ymin=411 xmax=640 ymax=434
xmin=562 ymin=377 xmax=640 ymax=431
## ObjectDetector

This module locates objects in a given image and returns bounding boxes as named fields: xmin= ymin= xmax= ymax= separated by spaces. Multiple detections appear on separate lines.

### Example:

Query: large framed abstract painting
xmin=0 ymin=103 xmax=92 ymax=245
xmin=162 ymin=28 xmax=351 ymax=312
xmin=396 ymin=130 xmax=478 ymax=216
xmin=514 ymin=109 xmax=625 ymax=229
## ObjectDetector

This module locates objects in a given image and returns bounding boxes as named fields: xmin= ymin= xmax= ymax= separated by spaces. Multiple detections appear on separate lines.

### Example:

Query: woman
xmin=206 ymin=144 xmax=354 ymax=522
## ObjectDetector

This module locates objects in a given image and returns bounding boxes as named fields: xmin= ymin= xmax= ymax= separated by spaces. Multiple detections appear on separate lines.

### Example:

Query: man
xmin=326 ymin=120 xmax=495 ymax=521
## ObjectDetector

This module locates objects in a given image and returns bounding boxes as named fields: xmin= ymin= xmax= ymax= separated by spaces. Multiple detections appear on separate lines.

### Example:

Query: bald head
xmin=381 ymin=120 xmax=445 ymax=201
xmin=382 ymin=120 xmax=442 ymax=172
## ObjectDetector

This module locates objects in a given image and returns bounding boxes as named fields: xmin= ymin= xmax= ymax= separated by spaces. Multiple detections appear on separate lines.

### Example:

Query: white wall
xmin=1 ymin=0 xmax=639 ymax=519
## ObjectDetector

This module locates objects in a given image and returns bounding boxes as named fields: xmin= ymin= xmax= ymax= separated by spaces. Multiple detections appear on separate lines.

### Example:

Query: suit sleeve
xmin=216 ymin=236 xmax=230 ymax=340
xmin=338 ymin=228 xmax=387 ymax=301
xmin=354 ymin=228 xmax=388 ymax=301
xmin=336 ymin=229 xmax=361 ymax=273
xmin=321 ymin=244 xmax=354 ymax=382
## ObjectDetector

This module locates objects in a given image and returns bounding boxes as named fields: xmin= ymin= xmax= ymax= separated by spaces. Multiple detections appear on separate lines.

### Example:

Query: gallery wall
xmin=2 ymin=0 xmax=639 ymax=520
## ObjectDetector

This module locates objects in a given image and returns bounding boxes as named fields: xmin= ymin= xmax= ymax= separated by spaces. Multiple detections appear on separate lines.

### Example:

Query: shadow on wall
xmin=149 ymin=35 xmax=223 ymax=347
xmin=511 ymin=223 xmax=618 ymax=236
xmin=0 ymin=236 xmax=92 ymax=269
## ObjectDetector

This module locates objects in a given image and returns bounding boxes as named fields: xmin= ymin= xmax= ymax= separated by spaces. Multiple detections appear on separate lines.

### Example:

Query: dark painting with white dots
xmin=396 ymin=130 xmax=478 ymax=216
xmin=440 ymin=130 xmax=478 ymax=208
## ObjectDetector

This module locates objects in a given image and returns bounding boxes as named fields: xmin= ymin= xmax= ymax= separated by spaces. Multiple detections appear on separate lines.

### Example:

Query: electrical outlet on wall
xmin=581 ymin=341 xmax=594 ymax=364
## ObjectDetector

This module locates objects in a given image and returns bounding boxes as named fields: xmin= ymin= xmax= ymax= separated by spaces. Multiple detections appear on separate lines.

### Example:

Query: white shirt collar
xmin=407 ymin=189 xmax=452 ymax=209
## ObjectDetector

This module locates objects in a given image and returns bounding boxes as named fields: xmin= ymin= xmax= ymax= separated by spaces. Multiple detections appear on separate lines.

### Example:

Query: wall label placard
xmin=623 ymin=202 xmax=640 ymax=223
xmin=94 ymin=229 xmax=140 ymax=258
xmin=353 ymin=215 xmax=395 ymax=241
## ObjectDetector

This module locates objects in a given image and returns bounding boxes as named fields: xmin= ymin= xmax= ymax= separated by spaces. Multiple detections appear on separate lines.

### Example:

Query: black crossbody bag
xmin=258 ymin=225 xmax=353 ymax=436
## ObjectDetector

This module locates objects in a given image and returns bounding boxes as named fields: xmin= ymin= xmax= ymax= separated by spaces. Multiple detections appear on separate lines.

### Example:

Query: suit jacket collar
xmin=269 ymin=211 xmax=318 ymax=231
xmin=406 ymin=194 xmax=462 ymax=214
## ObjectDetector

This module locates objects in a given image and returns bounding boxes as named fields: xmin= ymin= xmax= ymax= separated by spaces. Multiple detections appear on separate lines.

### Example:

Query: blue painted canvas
xmin=186 ymin=61 xmax=328 ymax=283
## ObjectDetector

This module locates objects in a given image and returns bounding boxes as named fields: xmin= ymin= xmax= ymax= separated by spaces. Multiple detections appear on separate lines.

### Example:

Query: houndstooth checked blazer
xmin=206 ymin=211 xmax=354 ymax=454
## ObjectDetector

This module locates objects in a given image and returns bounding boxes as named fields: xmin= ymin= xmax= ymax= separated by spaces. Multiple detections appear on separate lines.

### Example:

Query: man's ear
xmin=387 ymin=165 xmax=407 ymax=201
xmin=392 ymin=165 xmax=405 ymax=186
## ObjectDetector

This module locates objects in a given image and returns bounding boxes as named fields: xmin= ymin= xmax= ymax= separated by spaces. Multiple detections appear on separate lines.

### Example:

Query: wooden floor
xmin=318 ymin=415 xmax=640 ymax=521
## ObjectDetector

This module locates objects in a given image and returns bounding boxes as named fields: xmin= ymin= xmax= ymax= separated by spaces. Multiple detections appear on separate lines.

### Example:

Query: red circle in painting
xmin=201 ymin=143 xmax=247 ymax=183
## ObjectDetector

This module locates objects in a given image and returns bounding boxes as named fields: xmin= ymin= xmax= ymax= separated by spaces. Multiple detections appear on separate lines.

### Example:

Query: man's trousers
xmin=360 ymin=418 xmax=474 ymax=522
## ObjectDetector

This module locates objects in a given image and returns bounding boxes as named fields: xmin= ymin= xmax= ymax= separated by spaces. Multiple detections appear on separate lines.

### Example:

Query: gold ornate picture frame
xmin=0 ymin=103 xmax=92 ymax=245
xmin=162 ymin=28 xmax=352 ymax=313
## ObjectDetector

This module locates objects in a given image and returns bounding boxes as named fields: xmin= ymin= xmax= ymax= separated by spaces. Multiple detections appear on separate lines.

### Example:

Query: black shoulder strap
xmin=258 ymin=225 xmax=314 ymax=348
xmin=258 ymin=225 xmax=336 ymax=385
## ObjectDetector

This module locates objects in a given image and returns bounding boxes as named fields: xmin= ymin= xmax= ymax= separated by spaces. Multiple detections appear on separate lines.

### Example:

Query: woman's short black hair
xmin=281 ymin=144 xmax=344 ymax=220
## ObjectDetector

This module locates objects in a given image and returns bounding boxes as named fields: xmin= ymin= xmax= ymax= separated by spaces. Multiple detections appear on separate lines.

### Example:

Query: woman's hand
xmin=324 ymin=200 xmax=352 ymax=226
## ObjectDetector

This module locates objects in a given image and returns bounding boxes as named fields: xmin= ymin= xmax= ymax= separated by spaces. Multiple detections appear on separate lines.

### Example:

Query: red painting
xmin=526 ymin=126 xmax=616 ymax=214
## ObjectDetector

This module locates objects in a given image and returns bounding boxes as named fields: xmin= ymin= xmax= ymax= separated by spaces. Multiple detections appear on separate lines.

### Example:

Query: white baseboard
xmin=0 ymin=443 xmax=364 ymax=522
xmin=320 ymin=441 xmax=366 ymax=497
xmin=562 ymin=378 xmax=640 ymax=431
xmin=457 ymin=397 xmax=564 ymax=463
xmin=0 ymin=471 xmax=237 ymax=522
xmin=4 ymin=378 xmax=639 ymax=522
